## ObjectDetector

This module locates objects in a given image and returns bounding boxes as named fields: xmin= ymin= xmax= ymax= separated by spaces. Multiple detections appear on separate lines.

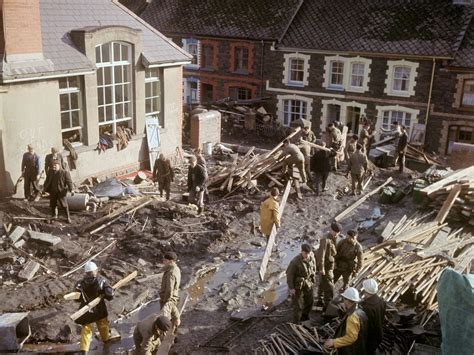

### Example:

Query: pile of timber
xmin=406 ymin=144 xmax=442 ymax=165
xmin=207 ymin=128 xmax=302 ymax=195
xmin=420 ymin=166 xmax=474 ymax=224
xmin=423 ymin=165 xmax=453 ymax=184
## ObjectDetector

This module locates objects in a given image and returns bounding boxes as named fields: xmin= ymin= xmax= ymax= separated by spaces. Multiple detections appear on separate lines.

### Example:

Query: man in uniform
xmin=282 ymin=139 xmax=307 ymax=183
xmin=301 ymin=126 xmax=317 ymax=145
xmin=326 ymin=123 xmax=343 ymax=170
xmin=260 ymin=187 xmax=280 ymax=237
xmin=324 ymin=287 xmax=368 ymax=354
xmin=45 ymin=147 xmax=66 ymax=175
xmin=397 ymin=125 xmax=408 ymax=173
xmin=74 ymin=261 xmax=114 ymax=354
xmin=43 ymin=160 xmax=74 ymax=223
xmin=347 ymin=144 xmax=369 ymax=195
xmin=310 ymin=141 xmax=336 ymax=195
xmin=345 ymin=135 xmax=359 ymax=161
xmin=360 ymin=279 xmax=386 ymax=355
xmin=160 ymin=252 xmax=181 ymax=332
xmin=133 ymin=315 xmax=172 ymax=355
xmin=334 ymin=230 xmax=363 ymax=290
xmin=359 ymin=123 xmax=373 ymax=154
xmin=188 ymin=156 xmax=208 ymax=214
xmin=298 ymin=138 xmax=313 ymax=185
xmin=21 ymin=144 xmax=41 ymax=200
xmin=153 ymin=154 xmax=175 ymax=200
xmin=286 ymin=243 xmax=317 ymax=322
xmin=316 ymin=222 xmax=342 ymax=309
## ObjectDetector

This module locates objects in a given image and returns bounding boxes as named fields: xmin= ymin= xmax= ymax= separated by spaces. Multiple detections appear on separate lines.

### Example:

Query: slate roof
xmin=1 ymin=0 xmax=191 ymax=80
xmin=451 ymin=16 xmax=474 ymax=68
xmin=141 ymin=0 xmax=303 ymax=41
xmin=278 ymin=0 xmax=473 ymax=58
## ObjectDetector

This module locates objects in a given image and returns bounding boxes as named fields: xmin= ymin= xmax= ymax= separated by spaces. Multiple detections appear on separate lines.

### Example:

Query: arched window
xmin=95 ymin=41 xmax=133 ymax=133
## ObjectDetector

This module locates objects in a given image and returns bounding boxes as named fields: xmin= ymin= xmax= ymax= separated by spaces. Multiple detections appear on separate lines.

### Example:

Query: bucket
xmin=133 ymin=171 xmax=147 ymax=184
xmin=66 ymin=193 xmax=90 ymax=211
xmin=203 ymin=142 xmax=213 ymax=156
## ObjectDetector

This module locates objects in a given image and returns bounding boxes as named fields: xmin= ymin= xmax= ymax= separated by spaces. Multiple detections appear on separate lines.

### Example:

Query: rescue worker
xmin=397 ymin=125 xmax=408 ymax=173
xmin=316 ymin=222 xmax=343 ymax=309
xmin=359 ymin=123 xmax=373 ymax=154
xmin=21 ymin=144 xmax=41 ymax=200
xmin=380 ymin=121 xmax=401 ymax=165
xmin=345 ymin=135 xmax=359 ymax=161
xmin=282 ymin=139 xmax=307 ymax=183
xmin=347 ymin=144 xmax=368 ymax=195
xmin=286 ymin=243 xmax=317 ymax=322
xmin=260 ymin=187 xmax=280 ymax=237
xmin=45 ymin=147 xmax=66 ymax=175
xmin=74 ymin=261 xmax=114 ymax=354
xmin=160 ymin=252 xmax=181 ymax=332
xmin=326 ymin=123 xmax=343 ymax=170
xmin=301 ymin=126 xmax=317 ymax=145
xmin=310 ymin=141 xmax=336 ymax=195
xmin=334 ymin=230 xmax=363 ymax=290
xmin=43 ymin=160 xmax=74 ymax=223
xmin=133 ymin=315 xmax=172 ymax=355
xmin=153 ymin=154 xmax=174 ymax=200
xmin=298 ymin=138 xmax=313 ymax=184
xmin=360 ymin=279 xmax=386 ymax=355
xmin=324 ymin=287 xmax=368 ymax=354
xmin=187 ymin=156 xmax=208 ymax=214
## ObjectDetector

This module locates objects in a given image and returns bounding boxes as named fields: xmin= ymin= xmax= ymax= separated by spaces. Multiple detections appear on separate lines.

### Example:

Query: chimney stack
xmin=2 ymin=0 xmax=43 ymax=62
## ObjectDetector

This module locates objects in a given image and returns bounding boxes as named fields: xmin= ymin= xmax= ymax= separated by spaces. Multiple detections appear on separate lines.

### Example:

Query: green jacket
xmin=160 ymin=263 xmax=181 ymax=304
xmin=316 ymin=233 xmax=337 ymax=271
xmin=348 ymin=150 xmax=368 ymax=175
xmin=336 ymin=238 xmax=363 ymax=273
xmin=286 ymin=253 xmax=317 ymax=290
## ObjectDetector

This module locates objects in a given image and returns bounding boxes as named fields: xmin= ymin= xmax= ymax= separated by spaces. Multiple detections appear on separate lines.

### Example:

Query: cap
xmin=27 ymin=144 xmax=34 ymax=150
xmin=154 ymin=316 xmax=172 ymax=332
xmin=347 ymin=230 xmax=358 ymax=237
xmin=341 ymin=287 xmax=361 ymax=302
xmin=301 ymin=243 xmax=312 ymax=253
xmin=84 ymin=261 xmax=98 ymax=273
xmin=164 ymin=251 xmax=177 ymax=261
xmin=51 ymin=159 xmax=61 ymax=166
xmin=331 ymin=222 xmax=342 ymax=233
xmin=362 ymin=279 xmax=378 ymax=295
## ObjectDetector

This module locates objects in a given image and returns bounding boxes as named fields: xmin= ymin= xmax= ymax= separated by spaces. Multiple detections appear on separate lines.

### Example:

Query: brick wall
xmin=2 ymin=0 xmax=43 ymax=59
xmin=190 ymin=110 xmax=222 ymax=149
xmin=448 ymin=142 xmax=474 ymax=169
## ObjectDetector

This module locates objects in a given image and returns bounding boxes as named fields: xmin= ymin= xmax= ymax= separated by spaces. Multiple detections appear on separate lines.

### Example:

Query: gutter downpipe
xmin=423 ymin=58 xmax=436 ymax=148
xmin=260 ymin=40 xmax=265 ymax=97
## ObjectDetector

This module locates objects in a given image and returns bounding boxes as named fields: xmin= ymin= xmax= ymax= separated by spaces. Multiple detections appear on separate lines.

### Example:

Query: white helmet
xmin=84 ymin=261 xmax=98 ymax=273
xmin=362 ymin=279 xmax=378 ymax=295
xmin=341 ymin=287 xmax=360 ymax=302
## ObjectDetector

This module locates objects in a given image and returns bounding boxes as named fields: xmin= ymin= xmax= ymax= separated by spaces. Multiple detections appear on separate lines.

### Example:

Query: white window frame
xmin=384 ymin=60 xmax=419 ymax=97
xmin=375 ymin=105 xmax=420 ymax=140
xmin=461 ymin=79 xmax=474 ymax=107
xmin=320 ymin=99 xmax=367 ymax=133
xmin=184 ymin=78 xmax=200 ymax=104
xmin=96 ymin=41 xmax=133 ymax=134
xmin=276 ymin=94 xmax=313 ymax=127
xmin=323 ymin=56 xmax=371 ymax=92
xmin=282 ymin=53 xmax=310 ymax=87
xmin=145 ymin=68 xmax=163 ymax=127
xmin=182 ymin=38 xmax=200 ymax=69
xmin=59 ymin=77 xmax=83 ymax=137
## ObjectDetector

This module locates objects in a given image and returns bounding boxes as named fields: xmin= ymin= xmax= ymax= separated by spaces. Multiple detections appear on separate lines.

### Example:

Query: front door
xmin=346 ymin=106 xmax=361 ymax=134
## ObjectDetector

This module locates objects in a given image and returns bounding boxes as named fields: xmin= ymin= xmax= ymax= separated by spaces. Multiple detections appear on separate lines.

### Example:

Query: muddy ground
xmin=0 ymin=147 xmax=422 ymax=354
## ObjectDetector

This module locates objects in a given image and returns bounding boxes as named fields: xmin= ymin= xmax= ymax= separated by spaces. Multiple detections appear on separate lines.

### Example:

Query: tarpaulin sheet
xmin=91 ymin=179 xmax=139 ymax=198
xmin=437 ymin=268 xmax=474 ymax=355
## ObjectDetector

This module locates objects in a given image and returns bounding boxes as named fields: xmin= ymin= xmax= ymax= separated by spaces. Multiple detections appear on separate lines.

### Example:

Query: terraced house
xmin=0 ymin=0 xmax=191 ymax=196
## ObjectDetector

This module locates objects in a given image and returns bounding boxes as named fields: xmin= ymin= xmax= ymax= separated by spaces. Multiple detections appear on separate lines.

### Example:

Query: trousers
xmin=292 ymin=286 xmax=313 ymax=322
xmin=49 ymin=193 xmax=70 ymax=218
xmin=24 ymin=174 xmax=39 ymax=199
xmin=157 ymin=178 xmax=171 ymax=199
xmin=80 ymin=317 xmax=109 ymax=351
xmin=334 ymin=269 xmax=352 ymax=290
xmin=313 ymin=172 xmax=329 ymax=194
xmin=351 ymin=173 xmax=363 ymax=193
xmin=317 ymin=269 xmax=335 ymax=305
xmin=398 ymin=152 xmax=406 ymax=172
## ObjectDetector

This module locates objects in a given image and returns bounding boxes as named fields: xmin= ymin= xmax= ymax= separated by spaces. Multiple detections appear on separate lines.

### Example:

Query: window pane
xmin=145 ymin=82 xmax=151 ymax=98
xmin=97 ymin=67 xmax=104 ymax=85
xmin=104 ymin=66 xmax=112 ymax=85
xmin=116 ymin=104 xmax=124 ymax=119
xmin=121 ymin=44 xmax=129 ymax=62
xmin=106 ymin=105 xmax=113 ymax=121
xmin=95 ymin=46 xmax=101 ymax=63
xmin=59 ymin=78 xmax=68 ymax=89
xmin=60 ymin=94 xmax=69 ymax=111
xmin=114 ymin=42 xmax=121 ymax=62
xmin=115 ymin=84 xmax=123 ymax=103
xmin=68 ymin=77 xmax=78 ymax=89
xmin=70 ymin=92 xmax=79 ymax=110
xmin=105 ymin=86 xmax=112 ymax=104
xmin=462 ymin=80 xmax=474 ymax=106
xmin=145 ymin=98 xmax=152 ymax=114
xmin=124 ymin=84 xmax=130 ymax=102
xmin=114 ymin=66 xmax=123 ymax=83
xmin=123 ymin=65 xmax=130 ymax=82
xmin=124 ymin=102 xmax=131 ymax=117
xmin=102 ymin=43 xmax=110 ymax=63
xmin=98 ymin=87 xmax=104 ymax=106
xmin=71 ymin=111 xmax=80 ymax=127
xmin=61 ymin=112 xmax=70 ymax=129
xmin=99 ymin=107 xmax=105 ymax=122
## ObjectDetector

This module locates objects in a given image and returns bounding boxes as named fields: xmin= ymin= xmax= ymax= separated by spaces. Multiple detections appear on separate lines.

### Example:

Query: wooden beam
xmin=264 ymin=127 xmax=301 ymax=159
xmin=420 ymin=166 xmax=474 ymax=196
xmin=259 ymin=180 xmax=292 ymax=281
xmin=436 ymin=184 xmax=462 ymax=224
xmin=334 ymin=177 xmax=393 ymax=222
xmin=265 ymin=173 xmax=284 ymax=187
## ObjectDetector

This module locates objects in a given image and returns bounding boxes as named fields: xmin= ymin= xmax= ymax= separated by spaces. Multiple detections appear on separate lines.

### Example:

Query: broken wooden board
xmin=9 ymin=226 xmax=25 ymax=244
xmin=380 ymin=221 xmax=395 ymax=241
xmin=18 ymin=260 xmax=40 ymax=281
xmin=157 ymin=292 xmax=189 ymax=355
xmin=28 ymin=231 xmax=61 ymax=246
xmin=435 ymin=184 xmax=462 ymax=224
xmin=259 ymin=181 xmax=292 ymax=281
xmin=334 ymin=177 xmax=393 ymax=222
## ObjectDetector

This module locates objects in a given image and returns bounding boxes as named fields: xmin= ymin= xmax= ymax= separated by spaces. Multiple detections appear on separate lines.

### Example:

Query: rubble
xmin=28 ymin=231 xmax=61 ymax=246
xmin=18 ymin=261 xmax=40 ymax=281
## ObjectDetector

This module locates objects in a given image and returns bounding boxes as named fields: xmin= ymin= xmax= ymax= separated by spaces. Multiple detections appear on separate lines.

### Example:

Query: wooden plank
xmin=157 ymin=292 xmax=189 ymax=355
xmin=265 ymin=173 xmax=284 ymax=187
xmin=420 ymin=166 xmax=474 ymax=196
xmin=264 ymin=127 xmax=301 ymax=159
xmin=334 ymin=177 xmax=393 ymax=222
xmin=18 ymin=260 xmax=40 ymax=281
xmin=259 ymin=181 xmax=292 ymax=281
xmin=380 ymin=221 xmax=395 ymax=241
xmin=435 ymin=184 xmax=462 ymax=224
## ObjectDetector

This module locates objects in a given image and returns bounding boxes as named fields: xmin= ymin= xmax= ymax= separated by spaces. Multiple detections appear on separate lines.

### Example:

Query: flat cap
xmin=164 ymin=251 xmax=177 ymax=261
xmin=154 ymin=316 xmax=172 ymax=332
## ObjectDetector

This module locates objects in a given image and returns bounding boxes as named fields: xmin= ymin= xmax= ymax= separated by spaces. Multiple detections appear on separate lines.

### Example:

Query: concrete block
xmin=28 ymin=231 xmax=61 ymax=246
xmin=18 ymin=260 xmax=40 ymax=281
xmin=8 ymin=227 xmax=25 ymax=244
xmin=14 ymin=239 xmax=26 ymax=248
xmin=0 ymin=249 xmax=15 ymax=263
xmin=0 ymin=312 xmax=31 ymax=351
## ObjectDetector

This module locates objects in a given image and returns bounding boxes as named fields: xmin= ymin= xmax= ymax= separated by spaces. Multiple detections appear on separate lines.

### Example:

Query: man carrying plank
xmin=74 ymin=261 xmax=114 ymax=353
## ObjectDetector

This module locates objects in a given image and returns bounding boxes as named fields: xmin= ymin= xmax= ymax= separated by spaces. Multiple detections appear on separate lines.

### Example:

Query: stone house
xmin=139 ymin=0 xmax=302 ymax=105
xmin=0 ymin=0 xmax=191 ymax=197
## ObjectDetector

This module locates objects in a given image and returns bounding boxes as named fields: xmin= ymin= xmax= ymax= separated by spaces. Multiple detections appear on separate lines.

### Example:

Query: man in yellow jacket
xmin=260 ymin=187 xmax=280 ymax=237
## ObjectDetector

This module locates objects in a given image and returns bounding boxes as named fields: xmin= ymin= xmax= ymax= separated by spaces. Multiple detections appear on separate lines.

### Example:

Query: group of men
xmin=74 ymin=251 xmax=181 ymax=354
xmin=287 ymin=240 xmax=385 ymax=355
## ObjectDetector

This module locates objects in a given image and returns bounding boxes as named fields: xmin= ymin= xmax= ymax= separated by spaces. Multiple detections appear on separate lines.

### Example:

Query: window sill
xmin=200 ymin=67 xmax=215 ymax=72
xmin=286 ymin=82 xmax=305 ymax=88
xmin=185 ymin=65 xmax=200 ymax=70
xmin=62 ymin=134 xmax=146 ymax=156
xmin=326 ymin=86 xmax=344 ymax=92
xmin=233 ymin=70 xmax=250 ymax=75
xmin=387 ymin=91 xmax=412 ymax=98
xmin=346 ymin=87 xmax=366 ymax=93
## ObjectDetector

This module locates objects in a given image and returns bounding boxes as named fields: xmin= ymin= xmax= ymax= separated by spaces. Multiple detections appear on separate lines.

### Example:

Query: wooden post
xmin=435 ymin=184 xmax=462 ymax=224
xmin=259 ymin=181 xmax=292 ymax=281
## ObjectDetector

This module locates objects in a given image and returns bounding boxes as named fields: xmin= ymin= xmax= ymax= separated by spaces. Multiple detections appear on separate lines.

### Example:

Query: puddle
xmin=186 ymin=268 xmax=217 ymax=306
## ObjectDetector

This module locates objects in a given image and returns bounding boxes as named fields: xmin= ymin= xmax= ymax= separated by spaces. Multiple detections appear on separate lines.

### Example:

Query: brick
xmin=18 ymin=260 xmax=40 ymax=281
xmin=9 ymin=226 xmax=25 ymax=244
xmin=28 ymin=231 xmax=61 ymax=246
